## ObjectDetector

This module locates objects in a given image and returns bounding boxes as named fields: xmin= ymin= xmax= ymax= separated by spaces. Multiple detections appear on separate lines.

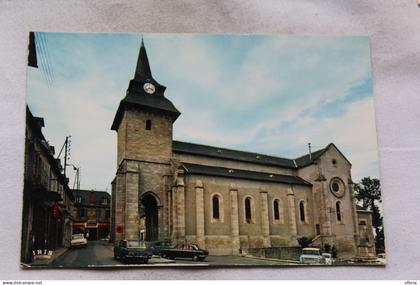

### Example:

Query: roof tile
xmin=182 ymin=163 xmax=312 ymax=186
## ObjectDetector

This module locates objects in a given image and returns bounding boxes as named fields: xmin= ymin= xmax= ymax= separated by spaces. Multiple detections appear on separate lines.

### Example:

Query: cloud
xmin=250 ymin=97 xmax=379 ymax=180
xmin=27 ymin=33 xmax=377 ymax=190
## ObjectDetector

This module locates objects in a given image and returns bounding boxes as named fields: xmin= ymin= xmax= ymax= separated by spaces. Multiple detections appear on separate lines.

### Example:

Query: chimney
xmin=308 ymin=143 xmax=312 ymax=160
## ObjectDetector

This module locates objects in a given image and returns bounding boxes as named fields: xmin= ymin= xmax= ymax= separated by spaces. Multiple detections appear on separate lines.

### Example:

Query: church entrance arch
xmin=140 ymin=193 xmax=159 ymax=241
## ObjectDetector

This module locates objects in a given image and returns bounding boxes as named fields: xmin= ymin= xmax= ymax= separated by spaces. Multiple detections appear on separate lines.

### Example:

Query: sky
xmin=27 ymin=32 xmax=379 ymax=192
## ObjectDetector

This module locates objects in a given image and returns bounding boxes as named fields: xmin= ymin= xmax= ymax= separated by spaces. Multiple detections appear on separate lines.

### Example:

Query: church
xmin=109 ymin=39 xmax=375 ymax=260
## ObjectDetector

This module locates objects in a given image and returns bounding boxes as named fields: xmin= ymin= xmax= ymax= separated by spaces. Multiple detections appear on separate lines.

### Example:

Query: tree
xmin=375 ymin=227 xmax=385 ymax=253
xmin=331 ymin=245 xmax=338 ymax=258
xmin=354 ymin=177 xmax=381 ymax=208
xmin=354 ymin=177 xmax=385 ymax=253
xmin=323 ymin=243 xmax=331 ymax=253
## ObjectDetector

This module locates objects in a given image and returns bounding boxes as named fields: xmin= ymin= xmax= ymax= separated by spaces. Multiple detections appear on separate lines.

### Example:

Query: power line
xmin=34 ymin=32 xmax=49 ymax=86
xmin=40 ymin=32 xmax=55 ymax=86
xmin=35 ymin=32 xmax=54 ymax=87
xmin=36 ymin=32 xmax=50 ymax=86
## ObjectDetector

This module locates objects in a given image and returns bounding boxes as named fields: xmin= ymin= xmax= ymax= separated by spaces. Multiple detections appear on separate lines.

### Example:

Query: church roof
xmin=173 ymin=141 xmax=336 ymax=169
xmin=181 ymin=163 xmax=312 ymax=186
xmin=294 ymin=148 xmax=328 ymax=167
xmin=173 ymin=141 xmax=297 ymax=169
xmin=122 ymin=90 xmax=180 ymax=115
xmin=111 ymin=38 xmax=180 ymax=130
xmin=135 ymin=38 xmax=152 ymax=81
xmin=294 ymin=143 xmax=352 ymax=167
xmin=111 ymin=89 xmax=181 ymax=130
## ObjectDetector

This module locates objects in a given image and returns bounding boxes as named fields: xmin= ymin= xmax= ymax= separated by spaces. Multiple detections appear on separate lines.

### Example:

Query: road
xmin=51 ymin=240 xmax=119 ymax=268
xmin=50 ymin=240 xmax=295 ymax=268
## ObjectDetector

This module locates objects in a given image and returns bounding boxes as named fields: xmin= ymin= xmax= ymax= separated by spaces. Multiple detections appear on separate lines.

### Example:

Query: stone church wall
xmin=116 ymin=112 xmax=127 ymax=166
xmin=183 ymin=174 xmax=313 ymax=255
xmin=297 ymin=145 xmax=358 ymax=259
xmin=137 ymin=160 xmax=172 ymax=240
xmin=119 ymin=108 xmax=174 ymax=164
xmin=293 ymin=185 xmax=315 ymax=238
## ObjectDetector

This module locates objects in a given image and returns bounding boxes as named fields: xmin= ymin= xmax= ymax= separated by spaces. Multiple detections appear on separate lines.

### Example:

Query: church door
xmin=141 ymin=194 xmax=159 ymax=241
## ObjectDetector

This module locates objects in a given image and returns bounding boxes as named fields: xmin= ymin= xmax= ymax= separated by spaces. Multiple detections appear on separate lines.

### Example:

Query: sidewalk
xmin=245 ymin=254 xmax=301 ymax=264
xmin=28 ymin=247 xmax=69 ymax=267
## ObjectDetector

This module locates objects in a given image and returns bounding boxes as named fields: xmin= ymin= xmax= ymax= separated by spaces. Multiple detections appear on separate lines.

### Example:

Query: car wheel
xmin=192 ymin=255 xmax=199 ymax=261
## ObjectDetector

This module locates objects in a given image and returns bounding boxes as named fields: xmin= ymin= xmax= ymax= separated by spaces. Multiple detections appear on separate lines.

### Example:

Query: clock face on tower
xmin=143 ymin=83 xmax=155 ymax=94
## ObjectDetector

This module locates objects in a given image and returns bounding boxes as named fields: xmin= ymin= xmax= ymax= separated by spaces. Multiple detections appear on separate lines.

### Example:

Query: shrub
xmin=331 ymin=245 xmax=338 ymax=258
xmin=323 ymin=243 xmax=332 ymax=253
xmin=297 ymin=236 xmax=312 ymax=248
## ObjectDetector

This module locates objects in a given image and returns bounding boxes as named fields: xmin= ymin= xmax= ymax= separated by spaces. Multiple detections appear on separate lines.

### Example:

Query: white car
xmin=71 ymin=233 xmax=88 ymax=248
xmin=299 ymin=248 xmax=326 ymax=264
xmin=322 ymin=253 xmax=334 ymax=265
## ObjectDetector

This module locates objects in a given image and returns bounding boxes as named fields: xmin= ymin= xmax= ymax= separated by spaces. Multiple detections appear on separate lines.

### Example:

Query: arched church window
xmin=274 ymin=200 xmax=280 ymax=220
xmin=146 ymin=119 xmax=152 ymax=130
xmin=336 ymin=201 xmax=342 ymax=222
xmin=212 ymin=195 xmax=220 ymax=219
xmin=245 ymin=197 xmax=252 ymax=224
xmin=210 ymin=193 xmax=224 ymax=223
xmin=299 ymin=201 xmax=305 ymax=222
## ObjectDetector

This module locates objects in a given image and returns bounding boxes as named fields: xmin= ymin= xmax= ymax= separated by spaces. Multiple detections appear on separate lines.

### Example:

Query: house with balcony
xmin=21 ymin=106 xmax=74 ymax=264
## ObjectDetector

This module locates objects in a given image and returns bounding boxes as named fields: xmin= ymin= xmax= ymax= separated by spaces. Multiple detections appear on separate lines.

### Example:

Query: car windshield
xmin=126 ymin=241 xmax=147 ymax=248
xmin=302 ymin=249 xmax=320 ymax=255
xmin=72 ymin=234 xmax=84 ymax=239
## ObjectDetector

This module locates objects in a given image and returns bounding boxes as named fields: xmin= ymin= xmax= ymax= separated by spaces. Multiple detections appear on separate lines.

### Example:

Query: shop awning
xmin=98 ymin=223 xmax=110 ymax=229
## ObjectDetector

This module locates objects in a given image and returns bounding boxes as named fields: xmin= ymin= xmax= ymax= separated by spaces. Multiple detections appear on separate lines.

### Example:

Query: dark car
xmin=113 ymin=240 xmax=153 ymax=264
xmin=149 ymin=240 xmax=172 ymax=255
xmin=159 ymin=243 xmax=209 ymax=261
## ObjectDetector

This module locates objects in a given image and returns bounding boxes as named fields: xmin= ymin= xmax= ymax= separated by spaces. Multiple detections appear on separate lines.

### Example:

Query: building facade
xmin=110 ymin=40 xmax=375 ymax=260
xmin=71 ymin=190 xmax=111 ymax=240
xmin=21 ymin=107 xmax=74 ymax=264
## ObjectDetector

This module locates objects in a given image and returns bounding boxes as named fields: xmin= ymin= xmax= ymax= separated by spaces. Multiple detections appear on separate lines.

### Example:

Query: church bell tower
xmin=110 ymin=38 xmax=180 ymax=242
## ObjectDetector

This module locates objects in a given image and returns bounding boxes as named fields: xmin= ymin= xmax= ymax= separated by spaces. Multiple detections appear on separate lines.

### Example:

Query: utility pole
xmin=64 ymin=136 xmax=68 ymax=177
xmin=58 ymin=135 xmax=71 ymax=178
xmin=71 ymin=165 xmax=81 ymax=191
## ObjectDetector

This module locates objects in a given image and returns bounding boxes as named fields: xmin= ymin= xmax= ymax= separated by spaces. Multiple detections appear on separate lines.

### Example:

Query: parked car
xmin=70 ymin=233 xmax=87 ymax=248
xmin=159 ymin=243 xmax=209 ymax=261
xmin=322 ymin=253 xmax=334 ymax=265
xmin=149 ymin=240 xmax=172 ymax=255
xmin=113 ymin=240 xmax=153 ymax=264
xmin=299 ymin=248 xmax=326 ymax=264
